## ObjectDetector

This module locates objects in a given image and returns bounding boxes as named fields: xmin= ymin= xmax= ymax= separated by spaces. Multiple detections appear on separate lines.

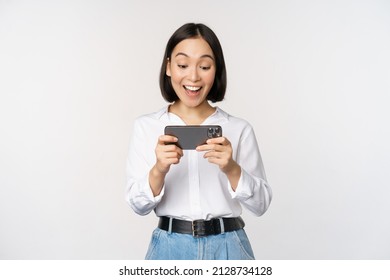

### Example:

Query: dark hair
xmin=159 ymin=23 xmax=227 ymax=103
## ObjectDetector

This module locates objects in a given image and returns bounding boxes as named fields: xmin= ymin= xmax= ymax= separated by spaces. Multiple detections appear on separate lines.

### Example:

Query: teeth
xmin=184 ymin=85 xmax=201 ymax=91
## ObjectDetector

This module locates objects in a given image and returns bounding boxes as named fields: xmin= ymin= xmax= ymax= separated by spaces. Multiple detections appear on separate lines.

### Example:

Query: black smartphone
xmin=164 ymin=125 xmax=222 ymax=150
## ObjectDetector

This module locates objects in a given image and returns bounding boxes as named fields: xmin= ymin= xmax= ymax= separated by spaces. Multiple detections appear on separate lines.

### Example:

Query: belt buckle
xmin=192 ymin=219 xmax=206 ymax=238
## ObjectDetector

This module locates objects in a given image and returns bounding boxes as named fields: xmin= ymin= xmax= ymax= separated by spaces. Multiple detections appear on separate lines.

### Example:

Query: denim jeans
xmin=145 ymin=228 xmax=255 ymax=260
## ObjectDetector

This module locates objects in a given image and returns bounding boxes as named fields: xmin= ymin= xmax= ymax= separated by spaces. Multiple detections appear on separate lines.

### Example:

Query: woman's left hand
xmin=196 ymin=137 xmax=239 ymax=175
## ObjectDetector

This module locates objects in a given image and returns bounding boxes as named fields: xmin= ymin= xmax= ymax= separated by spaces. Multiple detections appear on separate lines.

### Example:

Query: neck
xmin=169 ymin=101 xmax=216 ymax=125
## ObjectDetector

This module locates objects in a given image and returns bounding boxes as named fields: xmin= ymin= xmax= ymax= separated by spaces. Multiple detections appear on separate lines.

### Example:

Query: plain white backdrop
xmin=1 ymin=0 xmax=389 ymax=259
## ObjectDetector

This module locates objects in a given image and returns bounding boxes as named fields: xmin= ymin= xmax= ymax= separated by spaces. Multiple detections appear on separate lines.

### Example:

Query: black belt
xmin=158 ymin=216 xmax=245 ymax=238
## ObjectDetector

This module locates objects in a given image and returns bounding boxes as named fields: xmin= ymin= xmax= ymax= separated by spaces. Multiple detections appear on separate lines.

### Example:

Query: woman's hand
xmin=196 ymin=137 xmax=241 ymax=190
xmin=149 ymin=135 xmax=183 ymax=196
xmin=154 ymin=135 xmax=184 ymax=173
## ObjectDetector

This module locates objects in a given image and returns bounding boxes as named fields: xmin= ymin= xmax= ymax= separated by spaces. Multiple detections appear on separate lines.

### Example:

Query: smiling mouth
xmin=183 ymin=85 xmax=202 ymax=93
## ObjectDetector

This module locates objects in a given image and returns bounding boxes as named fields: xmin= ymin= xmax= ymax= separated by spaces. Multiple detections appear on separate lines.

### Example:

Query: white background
xmin=1 ymin=0 xmax=389 ymax=259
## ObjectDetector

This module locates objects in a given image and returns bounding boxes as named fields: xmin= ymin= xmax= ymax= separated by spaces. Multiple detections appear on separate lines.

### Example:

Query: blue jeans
xmin=145 ymin=228 xmax=255 ymax=260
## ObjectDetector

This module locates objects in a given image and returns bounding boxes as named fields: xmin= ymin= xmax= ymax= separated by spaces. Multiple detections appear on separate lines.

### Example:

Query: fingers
xmin=196 ymin=137 xmax=231 ymax=160
xmin=202 ymin=149 xmax=227 ymax=160
xmin=155 ymin=135 xmax=183 ymax=173
xmin=158 ymin=135 xmax=178 ymax=145
xmin=157 ymin=135 xmax=183 ymax=154
xmin=195 ymin=137 xmax=229 ymax=152
xmin=206 ymin=136 xmax=229 ymax=145
xmin=195 ymin=136 xmax=235 ymax=172
xmin=202 ymin=147 xmax=233 ymax=173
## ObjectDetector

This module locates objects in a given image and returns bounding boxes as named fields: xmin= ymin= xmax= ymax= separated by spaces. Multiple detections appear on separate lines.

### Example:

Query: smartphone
xmin=164 ymin=125 xmax=222 ymax=150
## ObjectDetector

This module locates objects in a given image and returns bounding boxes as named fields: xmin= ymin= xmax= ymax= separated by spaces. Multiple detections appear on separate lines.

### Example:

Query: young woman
xmin=126 ymin=23 xmax=272 ymax=260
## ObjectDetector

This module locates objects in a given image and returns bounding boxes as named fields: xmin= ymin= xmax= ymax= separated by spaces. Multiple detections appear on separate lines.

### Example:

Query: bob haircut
xmin=159 ymin=23 xmax=227 ymax=103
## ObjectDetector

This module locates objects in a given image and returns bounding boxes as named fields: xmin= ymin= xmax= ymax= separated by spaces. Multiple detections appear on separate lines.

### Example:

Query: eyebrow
xmin=175 ymin=52 xmax=215 ymax=61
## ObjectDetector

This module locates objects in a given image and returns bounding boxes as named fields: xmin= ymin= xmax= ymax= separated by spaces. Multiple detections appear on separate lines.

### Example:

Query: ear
xmin=166 ymin=58 xmax=171 ymax=77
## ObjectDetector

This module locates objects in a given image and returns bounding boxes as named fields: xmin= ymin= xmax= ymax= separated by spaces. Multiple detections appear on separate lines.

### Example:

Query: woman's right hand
xmin=149 ymin=135 xmax=183 ymax=196
xmin=154 ymin=135 xmax=184 ymax=174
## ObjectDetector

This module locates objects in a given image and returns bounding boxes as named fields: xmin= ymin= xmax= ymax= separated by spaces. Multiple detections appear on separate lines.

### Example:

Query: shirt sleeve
xmin=125 ymin=119 xmax=164 ymax=215
xmin=228 ymin=124 xmax=272 ymax=216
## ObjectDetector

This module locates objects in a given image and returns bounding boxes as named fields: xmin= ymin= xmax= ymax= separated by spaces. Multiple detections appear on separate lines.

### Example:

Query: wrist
xmin=149 ymin=165 xmax=166 ymax=197
xmin=152 ymin=164 xmax=167 ymax=177
xmin=223 ymin=162 xmax=241 ymax=191
xmin=224 ymin=161 xmax=240 ymax=176
xmin=154 ymin=162 xmax=169 ymax=175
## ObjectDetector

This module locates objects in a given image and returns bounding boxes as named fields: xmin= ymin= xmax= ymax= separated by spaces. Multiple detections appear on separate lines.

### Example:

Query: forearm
xmin=224 ymin=162 xmax=242 ymax=191
xmin=149 ymin=164 xmax=166 ymax=196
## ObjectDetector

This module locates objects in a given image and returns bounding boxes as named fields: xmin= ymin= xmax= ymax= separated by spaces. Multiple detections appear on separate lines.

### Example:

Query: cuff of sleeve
xmin=143 ymin=175 xmax=165 ymax=203
xmin=228 ymin=168 xmax=254 ymax=200
xmin=152 ymin=184 xmax=165 ymax=203
xmin=129 ymin=175 xmax=165 ymax=215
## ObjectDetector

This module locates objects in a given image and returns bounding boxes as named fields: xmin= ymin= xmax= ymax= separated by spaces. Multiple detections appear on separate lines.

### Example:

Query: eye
xmin=177 ymin=64 xmax=188 ymax=69
xmin=200 ymin=66 xmax=211 ymax=70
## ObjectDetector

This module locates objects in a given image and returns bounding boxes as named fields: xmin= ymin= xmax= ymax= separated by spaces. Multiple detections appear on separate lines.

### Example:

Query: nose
xmin=189 ymin=66 xmax=200 ymax=82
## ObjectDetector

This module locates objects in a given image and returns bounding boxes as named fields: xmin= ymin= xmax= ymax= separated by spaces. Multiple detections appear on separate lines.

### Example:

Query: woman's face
xmin=166 ymin=37 xmax=216 ymax=108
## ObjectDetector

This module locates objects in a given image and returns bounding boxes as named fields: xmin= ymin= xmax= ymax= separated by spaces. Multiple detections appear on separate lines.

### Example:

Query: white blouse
xmin=126 ymin=106 xmax=272 ymax=221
